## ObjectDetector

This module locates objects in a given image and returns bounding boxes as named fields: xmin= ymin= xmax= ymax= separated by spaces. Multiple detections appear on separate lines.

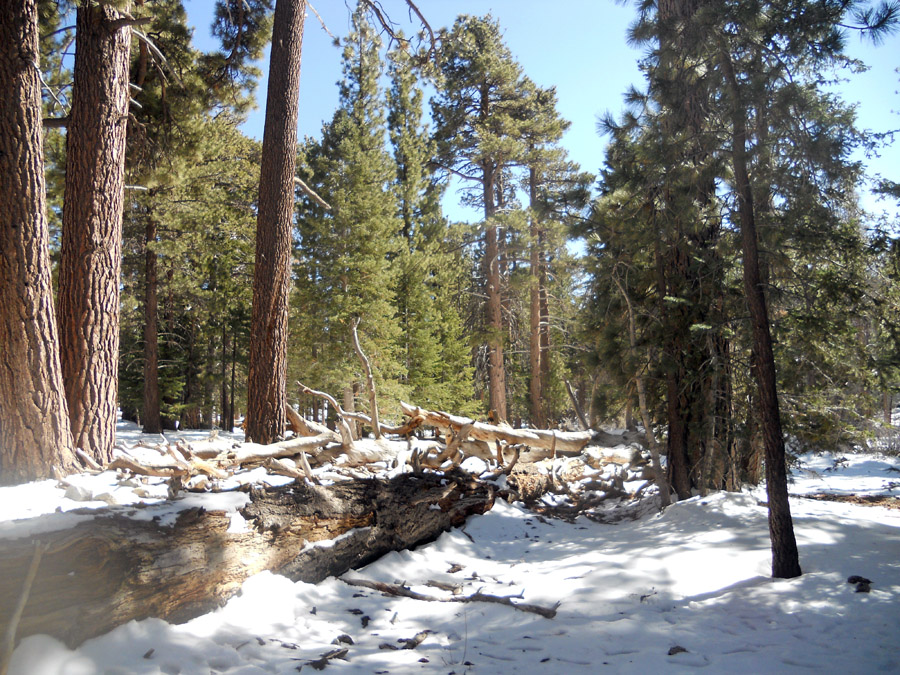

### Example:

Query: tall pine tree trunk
xmin=720 ymin=45 xmax=801 ymax=579
xmin=142 ymin=210 xmax=162 ymax=434
xmin=0 ymin=0 xmax=79 ymax=484
xmin=528 ymin=167 xmax=545 ymax=427
xmin=538 ymin=253 xmax=552 ymax=421
xmin=482 ymin=163 xmax=508 ymax=422
xmin=57 ymin=2 xmax=132 ymax=463
xmin=656 ymin=240 xmax=692 ymax=499
xmin=246 ymin=0 xmax=306 ymax=444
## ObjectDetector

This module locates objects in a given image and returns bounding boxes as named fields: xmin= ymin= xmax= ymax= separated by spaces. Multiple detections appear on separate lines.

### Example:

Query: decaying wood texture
xmin=0 ymin=471 xmax=495 ymax=648
xmin=400 ymin=402 xmax=643 ymax=456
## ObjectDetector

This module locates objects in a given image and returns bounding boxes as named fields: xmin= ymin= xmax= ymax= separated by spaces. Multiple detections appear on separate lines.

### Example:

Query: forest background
xmin=8 ymin=0 xmax=900 ymax=497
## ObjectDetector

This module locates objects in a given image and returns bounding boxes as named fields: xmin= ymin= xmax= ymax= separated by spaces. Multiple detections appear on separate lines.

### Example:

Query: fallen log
xmin=400 ymin=402 xmax=644 ymax=455
xmin=0 ymin=471 xmax=495 ymax=648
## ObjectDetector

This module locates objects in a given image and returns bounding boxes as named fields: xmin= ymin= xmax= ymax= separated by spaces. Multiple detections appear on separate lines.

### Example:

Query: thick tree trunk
xmin=720 ymin=46 xmax=801 ymax=579
xmin=142 ymin=211 xmax=162 ymax=434
xmin=57 ymin=2 xmax=132 ymax=464
xmin=0 ymin=0 xmax=79 ymax=485
xmin=0 ymin=472 xmax=495 ymax=648
xmin=483 ymin=165 xmax=507 ymax=422
xmin=655 ymin=243 xmax=692 ymax=500
xmin=246 ymin=0 xmax=306 ymax=444
xmin=528 ymin=168 xmax=545 ymax=427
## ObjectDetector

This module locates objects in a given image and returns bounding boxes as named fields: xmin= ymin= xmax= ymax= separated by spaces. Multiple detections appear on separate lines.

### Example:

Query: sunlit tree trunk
xmin=246 ymin=0 xmax=306 ymax=443
xmin=57 ymin=1 xmax=132 ymax=463
xmin=0 ymin=0 xmax=78 ymax=484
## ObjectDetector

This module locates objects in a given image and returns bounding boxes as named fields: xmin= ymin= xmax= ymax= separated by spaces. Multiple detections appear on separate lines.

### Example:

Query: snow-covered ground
xmin=3 ymin=427 xmax=899 ymax=674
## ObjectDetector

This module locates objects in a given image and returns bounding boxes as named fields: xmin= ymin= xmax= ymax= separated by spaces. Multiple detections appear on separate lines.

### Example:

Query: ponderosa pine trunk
xmin=57 ymin=2 xmax=132 ymax=463
xmin=528 ymin=167 xmax=545 ymax=427
xmin=0 ymin=0 xmax=79 ymax=485
xmin=142 ymin=210 xmax=162 ymax=434
xmin=538 ymin=253 xmax=552 ymax=421
xmin=246 ymin=0 xmax=306 ymax=444
xmin=720 ymin=46 xmax=801 ymax=579
xmin=655 ymin=241 xmax=692 ymax=499
xmin=482 ymin=161 xmax=508 ymax=422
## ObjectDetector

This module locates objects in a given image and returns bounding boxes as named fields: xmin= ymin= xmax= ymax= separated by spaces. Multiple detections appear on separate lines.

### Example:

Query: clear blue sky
xmin=184 ymin=0 xmax=899 ymax=222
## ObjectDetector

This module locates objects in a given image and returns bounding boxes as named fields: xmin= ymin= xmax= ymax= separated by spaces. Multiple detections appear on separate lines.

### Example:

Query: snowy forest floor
xmin=3 ymin=422 xmax=900 ymax=674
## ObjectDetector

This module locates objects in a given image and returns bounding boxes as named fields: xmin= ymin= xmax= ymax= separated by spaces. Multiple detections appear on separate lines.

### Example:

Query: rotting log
xmin=0 ymin=471 xmax=495 ymax=648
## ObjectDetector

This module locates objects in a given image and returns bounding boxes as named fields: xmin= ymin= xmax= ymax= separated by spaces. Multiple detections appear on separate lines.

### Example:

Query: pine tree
xmin=432 ymin=14 xmax=536 ymax=422
xmin=246 ymin=0 xmax=305 ymax=444
xmin=0 ymin=0 xmax=79 ymax=484
xmin=387 ymin=39 xmax=474 ymax=413
xmin=293 ymin=2 xmax=403 ymax=424
xmin=56 ymin=1 xmax=134 ymax=464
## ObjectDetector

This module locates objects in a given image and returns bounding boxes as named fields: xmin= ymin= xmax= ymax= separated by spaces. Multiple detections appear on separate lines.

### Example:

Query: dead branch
xmin=293 ymin=176 xmax=331 ymax=210
xmin=307 ymin=2 xmax=337 ymax=41
xmin=340 ymin=576 xmax=557 ymax=619
xmin=400 ymin=402 xmax=641 ymax=455
xmin=565 ymin=380 xmax=589 ymax=431
xmin=351 ymin=318 xmax=381 ymax=439
xmin=42 ymin=116 xmax=69 ymax=129
xmin=229 ymin=433 xmax=336 ymax=466
xmin=75 ymin=448 xmax=102 ymax=471
xmin=108 ymin=454 xmax=187 ymax=478
xmin=297 ymin=383 xmax=356 ymax=449
xmin=107 ymin=16 xmax=152 ymax=32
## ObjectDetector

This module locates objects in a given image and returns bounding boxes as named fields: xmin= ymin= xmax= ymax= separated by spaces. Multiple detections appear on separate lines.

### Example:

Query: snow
xmin=4 ymin=430 xmax=900 ymax=673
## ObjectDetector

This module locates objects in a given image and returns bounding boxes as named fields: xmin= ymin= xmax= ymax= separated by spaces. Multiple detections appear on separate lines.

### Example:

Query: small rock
xmin=668 ymin=645 xmax=688 ymax=656
xmin=64 ymin=483 xmax=94 ymax=502
xmin=332 ymin=634 xmax=354 ymax=645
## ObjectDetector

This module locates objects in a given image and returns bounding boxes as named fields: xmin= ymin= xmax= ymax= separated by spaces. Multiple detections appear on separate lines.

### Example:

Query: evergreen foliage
xmin=293 ymin=2 xmax=404 ymax=421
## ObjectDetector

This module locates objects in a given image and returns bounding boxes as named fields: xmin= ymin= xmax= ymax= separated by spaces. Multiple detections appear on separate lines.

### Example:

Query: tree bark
xmin=719 ymin=45 xmax=801 ymax=579
xmin=528 ymin=167 xmax=545 ymax=427
xmin=57 ymin=2 xmax=132 ymax=464
xmin=246 ymin=0 xmax=306 ymax=444
xmin=142 ymin=210 xmax=162 ymax=434
xmin=655 ymin=241 xmax=692 ymax=500
xmin=0 ymin=0 xmax=79 ymax=485
xmin=483 ymin=162 xmax=508 ymax=422
xmin=0 ymin=472 xmax=495 ymax=648
xmin=538 ymin=253 xmax=552 ymax=420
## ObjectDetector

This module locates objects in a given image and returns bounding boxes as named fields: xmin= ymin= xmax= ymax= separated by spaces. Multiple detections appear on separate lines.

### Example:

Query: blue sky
xmin=184 ymin=0 xmax=899 ymax=222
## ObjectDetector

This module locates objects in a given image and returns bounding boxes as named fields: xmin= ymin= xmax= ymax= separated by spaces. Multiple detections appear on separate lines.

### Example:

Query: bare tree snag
xmin=0 ymin=471 xmax=495 ymax=649
xmin=351 ymin=318 xmax=382 ymax=439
